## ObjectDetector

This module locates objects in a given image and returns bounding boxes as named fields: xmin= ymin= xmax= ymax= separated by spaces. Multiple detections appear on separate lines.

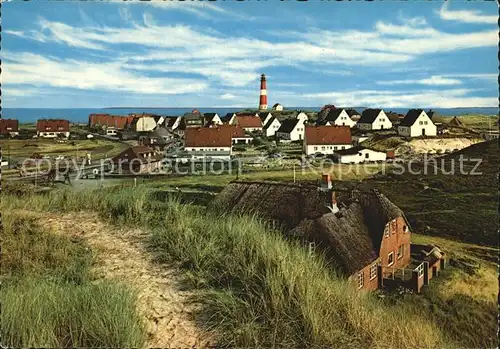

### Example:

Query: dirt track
xmin=41 ymin=211 xmax=213 ymax=348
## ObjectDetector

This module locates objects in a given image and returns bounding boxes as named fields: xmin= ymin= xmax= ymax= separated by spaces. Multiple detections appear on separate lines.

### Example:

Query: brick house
xmin=36 ymin=119 xmax=70 ymax=138
xmin=210 ymin=176 xmax=445 ymax=293
xmin=0 ymin=119 xmax=19 ymax=137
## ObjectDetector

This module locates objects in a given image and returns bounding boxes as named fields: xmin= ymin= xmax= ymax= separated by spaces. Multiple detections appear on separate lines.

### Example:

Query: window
xmin=341 ymin=146 xmax=345 ymax=150
xmin=334 ymin=146 xmax=338 ymax=150
xmin=403 ymin=225 xmax=408 ymax=233
xmin=384 ymin=226 xmax=389 ymax=238
xmin=388 ymin=252 xmax=394 ymax=266
xmin=321 ymin=146 xmax=325 ymax=150
xmin=314 ymin=146 xmax=318 ymax=151
xmin=416 ymin=263 xmax=424 ymax=278
xmin=365 ymin=153 xmax=369 ymax=159
xmin=424 ymin=121 xmax=428 ymax=125
xmin=370 ymin=263 xmax=377 ymax=280
xmin=419 ymin=121 xmax=423 ymax=125
xmin=357 ymin=271 xmax=364 ymax=289
xmin=397 ymin=245 xmax=404 ymax=259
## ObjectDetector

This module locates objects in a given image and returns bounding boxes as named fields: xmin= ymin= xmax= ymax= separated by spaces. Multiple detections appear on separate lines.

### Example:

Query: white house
xmin=397 ymin=109 xmax=437 ymax=137
xmin=105 ymin=127 xmax=118 ymax=136
xmin=132 ymin=116 xmax=157 ymax=132
xmin=184 ymin=127 xmax=233 ymax=155
xmin=273 ymin=103 xmax=283 ymax=111
xmin=204 ymin=113 xmax=223 ymax=126
xmin=334 ymin=146 xmax=387 ymax=164
xmin=165 ymin=116 xmax=182 ymax=131
xmin=276 ymin=118 xmax=306 ymax=141
xmin=303 ymin=125 xmax=352 ymax=156
xmin=258 ymin=112 xmax=273 ymax=126
xmin=357 ymin=109 xmax=392 ymax=131
xmin=263 ymin=116 xmax=281 ymax=137
xmin=325 ymin=108 xmax=357 ymax=128
xmin=296 ymin=112 xmax=309 ymax=124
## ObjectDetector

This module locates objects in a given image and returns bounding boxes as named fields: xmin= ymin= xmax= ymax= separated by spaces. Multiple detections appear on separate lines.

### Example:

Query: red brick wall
xmin=350 ymin=259 xmax=380 ymax=291
xmin=379 ymin=216 xmax=411 ymax=269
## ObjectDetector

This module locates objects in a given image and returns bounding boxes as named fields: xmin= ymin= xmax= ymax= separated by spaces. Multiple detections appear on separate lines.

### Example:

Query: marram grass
xmin=2 ymin=185 xmax=451 ymax=348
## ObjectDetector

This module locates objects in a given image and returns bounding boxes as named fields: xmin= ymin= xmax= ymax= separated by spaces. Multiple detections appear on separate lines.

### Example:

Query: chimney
xmin=259 ymin=74 xmax=268 ymax=110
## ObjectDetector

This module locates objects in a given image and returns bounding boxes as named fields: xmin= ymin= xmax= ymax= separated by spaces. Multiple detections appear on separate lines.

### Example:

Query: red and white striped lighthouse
xmin=259 ymin=73 xmax=268 ymax=110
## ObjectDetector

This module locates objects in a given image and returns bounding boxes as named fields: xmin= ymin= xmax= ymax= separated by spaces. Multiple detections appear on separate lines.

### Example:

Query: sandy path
xmin=41 ymin=211 xmax=213 ymax=348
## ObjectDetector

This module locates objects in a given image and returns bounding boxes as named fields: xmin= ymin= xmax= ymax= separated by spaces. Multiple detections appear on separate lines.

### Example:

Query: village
xmin=1 ymin=73 xmax=496 ymax=297
xmin=1 ymin=74 xmax=496 ymax=178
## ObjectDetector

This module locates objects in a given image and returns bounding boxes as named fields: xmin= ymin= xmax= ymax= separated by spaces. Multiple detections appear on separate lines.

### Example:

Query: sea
xmin=2 ymin=107 xmax=498 ymax=123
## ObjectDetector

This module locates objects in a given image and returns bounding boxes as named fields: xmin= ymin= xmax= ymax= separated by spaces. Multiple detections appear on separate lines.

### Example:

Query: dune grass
xmin=2 ymin=186 xmax=450 ymax=348
xmin=0 ymin=208 xmax=146 ymax=348
xmin=2 ymin=278 xmax=145 ymax=348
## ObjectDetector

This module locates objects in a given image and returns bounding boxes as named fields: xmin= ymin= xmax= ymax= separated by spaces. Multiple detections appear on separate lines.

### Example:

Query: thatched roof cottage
xmin=210 ymin=177 xmax=414 ymax=291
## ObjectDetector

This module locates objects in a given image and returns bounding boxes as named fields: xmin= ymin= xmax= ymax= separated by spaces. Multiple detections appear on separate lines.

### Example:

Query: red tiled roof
xmin=305 ymin=125 xmax=351 ymax=145
xmin=216 ymin=124 xmax=250 ymax=138
xmin=36 ymin=119 xmax=70 ymax=132
xmin=88 ymin=114 xmax=134 ymax=129
xmin=185 ymin=127 xmax=233 ymax=148
xmin=234 ymin=115 xmax=262 ymax=128
xmin=0 ymin=119 xmax=19 ymax=134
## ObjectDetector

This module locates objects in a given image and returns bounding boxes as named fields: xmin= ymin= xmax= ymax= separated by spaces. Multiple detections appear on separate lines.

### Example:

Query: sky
xmin=2 ymin=0 xmax=498 ymax=108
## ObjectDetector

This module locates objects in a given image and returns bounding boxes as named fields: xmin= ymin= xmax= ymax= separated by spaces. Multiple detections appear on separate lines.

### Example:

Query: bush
xmin=233 ymin=146 xmax=247 ymax=152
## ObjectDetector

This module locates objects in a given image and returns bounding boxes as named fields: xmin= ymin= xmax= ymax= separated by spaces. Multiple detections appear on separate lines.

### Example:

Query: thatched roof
xmin=290 ymin=204 xmax=378 ymax=275
xmin=448 ymin=116 xmax=464 ymax=127
xmin=211 ymin=181 xmax=408 ymax=276
xmin=209 ymin=181 xmax=332 ymax=231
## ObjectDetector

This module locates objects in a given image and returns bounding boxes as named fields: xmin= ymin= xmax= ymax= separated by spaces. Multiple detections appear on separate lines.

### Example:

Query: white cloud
xmin=220 ymin=93 xmax=237 ymax=100
xmin=119 ymin=7 xmax=132 ymax=21
xmin=377 ymin=75 xmax=463 ymax=86
xmin=2 ymin=52 xmax=208 ymax=95
xmin=4 ymin=30 xmax=26 ymax=37
xmin=437 ymin=2 xmax=498 ymax=24
xmin=145 ymin=1 xmax=255 ymax=21
xmin=441 ymin=73 xmax=498 ymax=81
xmin=300 ymin=88 xmax=496 ymax=108
xmin=142 ymin=12 xmax=156 ymax=27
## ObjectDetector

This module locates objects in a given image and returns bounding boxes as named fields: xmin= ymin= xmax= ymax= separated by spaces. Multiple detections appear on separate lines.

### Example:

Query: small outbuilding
xmin=334 ymin=146 xmax=387 ymax=164
xmin=273 ymin=103 xmax=283 ymax=111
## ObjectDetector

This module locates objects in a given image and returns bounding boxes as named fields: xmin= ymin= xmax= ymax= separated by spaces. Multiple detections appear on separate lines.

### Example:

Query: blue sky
xmin=2 ymin=1 xmax=498 ymax=108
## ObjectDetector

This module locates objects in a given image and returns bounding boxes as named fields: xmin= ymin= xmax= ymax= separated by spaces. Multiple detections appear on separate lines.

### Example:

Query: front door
xmin=422 ymin=128 xmax=426 ymax=136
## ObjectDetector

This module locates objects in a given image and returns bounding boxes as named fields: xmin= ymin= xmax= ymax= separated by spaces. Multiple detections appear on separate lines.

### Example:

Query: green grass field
xmin=0 ymin=138 xmax=128 ymax=162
